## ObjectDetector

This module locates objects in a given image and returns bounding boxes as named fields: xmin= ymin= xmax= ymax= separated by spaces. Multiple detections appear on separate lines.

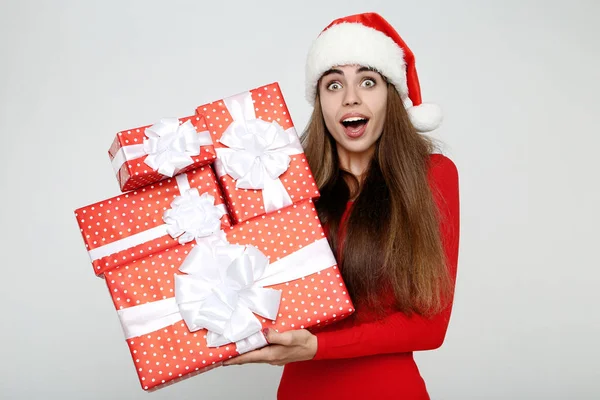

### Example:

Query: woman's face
xmin=318 ymin=65 xmax=388 ymax=158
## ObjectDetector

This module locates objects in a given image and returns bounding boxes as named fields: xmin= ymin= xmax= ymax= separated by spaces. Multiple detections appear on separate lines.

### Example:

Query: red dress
xmin=277 ymin=154 xmax=460 ymax=399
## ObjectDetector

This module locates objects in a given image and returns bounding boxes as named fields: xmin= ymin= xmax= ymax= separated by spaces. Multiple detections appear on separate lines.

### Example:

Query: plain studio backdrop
xmin=1 ymin=0 xmax=598 ymax=399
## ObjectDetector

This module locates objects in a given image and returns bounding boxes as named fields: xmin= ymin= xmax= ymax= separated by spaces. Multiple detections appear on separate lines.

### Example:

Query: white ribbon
xmin=87 ymin=175 xmax=227 ymax=262
xmin=116 ymin=237 xmax=337 ymax=354
xmin=175 ymin=233 xmax=281 ymax=347
xmin=163 ymin=191 xmax=227 ymax=244
xmin=111 ymin=118 xmax=213 ymax=177
xmin=213 ymin=92 xmax=304 ymax=213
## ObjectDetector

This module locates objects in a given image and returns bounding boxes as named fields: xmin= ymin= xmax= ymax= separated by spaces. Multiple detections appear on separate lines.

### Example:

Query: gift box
xmin=74 ymin=166 xmax=231 ymax=276
xmin=104 ymin=199 xmax=354 ymax=390
xmin=109 ymin=115 xmax=216 ymax=192
xmin=195 ymin=82 xmax=320 ymax=224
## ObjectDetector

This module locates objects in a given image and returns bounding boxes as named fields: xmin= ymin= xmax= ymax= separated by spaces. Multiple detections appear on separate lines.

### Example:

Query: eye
xmin=327 ymin=81 xmax=342 ymax=91
xmin=361 ymin=78 xmax=376 ymax=88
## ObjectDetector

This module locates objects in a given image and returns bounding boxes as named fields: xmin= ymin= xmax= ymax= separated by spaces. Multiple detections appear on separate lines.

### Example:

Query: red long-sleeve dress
xmin=277 ymin=154 xmax=460 ymax=399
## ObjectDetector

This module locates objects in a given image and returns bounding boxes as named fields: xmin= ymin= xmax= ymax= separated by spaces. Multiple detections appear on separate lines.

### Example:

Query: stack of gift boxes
xmin=74 ymin=82 xmax=355 ymax=391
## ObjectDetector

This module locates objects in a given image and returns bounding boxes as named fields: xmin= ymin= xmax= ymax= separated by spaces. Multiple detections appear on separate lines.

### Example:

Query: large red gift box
xmin=109 ymin=115 xmax=216 ymax=192
xmin=195 ymin=82 xmax=320 ymax=224
xmin=74 ymin=166 xmax=231 ymax=276
xmin=104 ymin=199 xmax=354 ymax=390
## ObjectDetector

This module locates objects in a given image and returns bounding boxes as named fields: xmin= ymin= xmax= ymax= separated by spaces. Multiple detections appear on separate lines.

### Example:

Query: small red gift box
xmin=104 ymin=199 xmax=354 ymax=390
xmin=74 ymin=166 xmax=231 ymax=276
xmin=195 ymin=82 xmax=320 ymax=224
xmin=109 ymin=115 xmax=216 ymax=192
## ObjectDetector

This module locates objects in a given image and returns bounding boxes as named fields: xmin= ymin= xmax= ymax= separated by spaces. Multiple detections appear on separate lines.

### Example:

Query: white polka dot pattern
xmin=104 ymin=199 xmax=354 ymax=390
xmin=74 ymin=166 xmax=231 ymax=276
xmin=195 ymin=82 xmax=320 ymax=224
xmin=108 ymin=115 xmax=217 ymax=192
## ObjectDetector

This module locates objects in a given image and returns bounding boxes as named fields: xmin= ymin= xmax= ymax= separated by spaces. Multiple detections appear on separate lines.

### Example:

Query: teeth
xmin=342 ymin=117 xmax=367 ymax=123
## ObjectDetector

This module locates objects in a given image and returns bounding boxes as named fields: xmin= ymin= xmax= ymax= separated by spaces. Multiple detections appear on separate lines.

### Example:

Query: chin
xmin=338 ymin=141 xmax=377 ymax=155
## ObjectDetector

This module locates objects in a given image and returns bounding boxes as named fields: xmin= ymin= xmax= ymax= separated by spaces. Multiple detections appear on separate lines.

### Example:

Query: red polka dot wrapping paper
xmin=104 ymin=199 xmax=355 ymax=391
xmin=108 ymin=115 xmax=217 ymax=192
xmin=74 ymin=166 xmax=231 ymax=276
xmin=194 ymin=82 xmax=321 ymax=224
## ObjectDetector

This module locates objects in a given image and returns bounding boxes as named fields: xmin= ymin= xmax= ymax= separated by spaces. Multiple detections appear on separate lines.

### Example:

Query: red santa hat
xmin=305 ymin=12 xmax=443 ymax=132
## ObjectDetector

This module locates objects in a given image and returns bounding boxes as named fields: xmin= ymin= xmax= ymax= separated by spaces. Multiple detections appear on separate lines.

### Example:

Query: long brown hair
xmin=302 ymin=83 xmax=452 ymax=317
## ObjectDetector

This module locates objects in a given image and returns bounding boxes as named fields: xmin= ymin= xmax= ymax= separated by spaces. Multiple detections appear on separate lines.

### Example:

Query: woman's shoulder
xmin=427 ymin=153 xmax=459 ymax=189
xmin=427 ymin=153 xmax=459 ymax=201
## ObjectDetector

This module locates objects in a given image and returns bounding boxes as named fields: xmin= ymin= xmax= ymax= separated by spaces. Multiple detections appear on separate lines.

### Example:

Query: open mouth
xmin=341 ymin=116 xmax=369 ymax=138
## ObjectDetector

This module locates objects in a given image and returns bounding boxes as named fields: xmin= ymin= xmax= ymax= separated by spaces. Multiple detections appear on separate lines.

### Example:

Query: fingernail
xmin=262 ymin=328 xmax=270 ymax=336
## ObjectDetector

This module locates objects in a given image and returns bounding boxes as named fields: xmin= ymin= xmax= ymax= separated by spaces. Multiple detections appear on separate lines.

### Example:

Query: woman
xmin=224 ymin=12 xmax=460 ymax=399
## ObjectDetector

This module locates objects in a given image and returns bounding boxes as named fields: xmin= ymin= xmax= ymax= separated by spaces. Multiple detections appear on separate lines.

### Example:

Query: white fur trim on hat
xmin=305 ymin=22 xmax=409 ymax=105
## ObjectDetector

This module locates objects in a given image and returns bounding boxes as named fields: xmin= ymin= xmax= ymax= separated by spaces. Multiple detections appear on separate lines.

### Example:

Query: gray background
xmin=1 ymin=0 xmax=599 ymax=399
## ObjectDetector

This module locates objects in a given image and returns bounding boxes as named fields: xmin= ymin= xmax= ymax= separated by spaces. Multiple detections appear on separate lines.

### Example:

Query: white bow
xmin=163 ymin=190 xmax=227 ymax=244
xmin=143 ymin=118 xmax=211 ymax=176
xmin=209 ymin=91 xmax=305 ymax=214
xmin=174 ymin=233 xmax=282 ymax=347
xmin=217 ymin=119 xmax=302 ymax=190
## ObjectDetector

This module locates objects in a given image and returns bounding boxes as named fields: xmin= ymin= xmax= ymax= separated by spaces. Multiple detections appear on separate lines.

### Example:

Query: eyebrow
xmin=321 ymin=68 xmax=343 ymax=78
xmin=358 ymin=66 xmax=378 ymax=73
xmin=321 ymin=66 xmax=378 ymax=78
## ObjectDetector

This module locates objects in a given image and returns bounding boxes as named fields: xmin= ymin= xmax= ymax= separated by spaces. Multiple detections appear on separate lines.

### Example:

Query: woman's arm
xmin=224 ymin=154 xmax=459 ymax=366
xmin=314 ymin=153 xmax=460 ymax=360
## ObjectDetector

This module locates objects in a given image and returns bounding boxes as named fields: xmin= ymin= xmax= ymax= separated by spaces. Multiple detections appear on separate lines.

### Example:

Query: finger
xmin=223 ymin=347 xmax=272 ymax=366
xmin=263 ymin=328 xmax=294 ymax=346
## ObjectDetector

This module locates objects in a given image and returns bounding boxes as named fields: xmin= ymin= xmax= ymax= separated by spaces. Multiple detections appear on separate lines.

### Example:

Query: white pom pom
xmin=407 ymin=103 xmax=443 ymax=133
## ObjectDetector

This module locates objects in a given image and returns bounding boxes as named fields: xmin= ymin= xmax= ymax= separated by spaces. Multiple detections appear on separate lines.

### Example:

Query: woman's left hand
xmin=223 ymin=328 xmax=317 ymax=367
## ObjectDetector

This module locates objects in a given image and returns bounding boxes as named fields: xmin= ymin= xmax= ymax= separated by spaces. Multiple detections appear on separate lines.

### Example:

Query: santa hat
xmin=305 ymin=12 xmax=442 ymax=132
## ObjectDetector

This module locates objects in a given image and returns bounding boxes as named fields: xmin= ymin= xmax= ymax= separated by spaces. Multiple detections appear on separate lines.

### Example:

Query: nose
xmin=342 ymin=85 xmax=361 ymax=106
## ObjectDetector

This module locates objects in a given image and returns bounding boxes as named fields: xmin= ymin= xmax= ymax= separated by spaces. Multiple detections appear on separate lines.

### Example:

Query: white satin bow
xmin=218 ymin=119 xmax=302 ymax=189
xmin=144 ymin=118 xmax=209 ymax=176
xmin=163 ymin=190 xmax=227 ymax=244
xmin=174 ymin=233 xmax=282 ymax=347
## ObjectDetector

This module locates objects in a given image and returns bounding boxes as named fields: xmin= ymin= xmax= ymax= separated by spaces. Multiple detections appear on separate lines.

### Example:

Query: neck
xmin=336 ymin=144 xmax=375 ymax=177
